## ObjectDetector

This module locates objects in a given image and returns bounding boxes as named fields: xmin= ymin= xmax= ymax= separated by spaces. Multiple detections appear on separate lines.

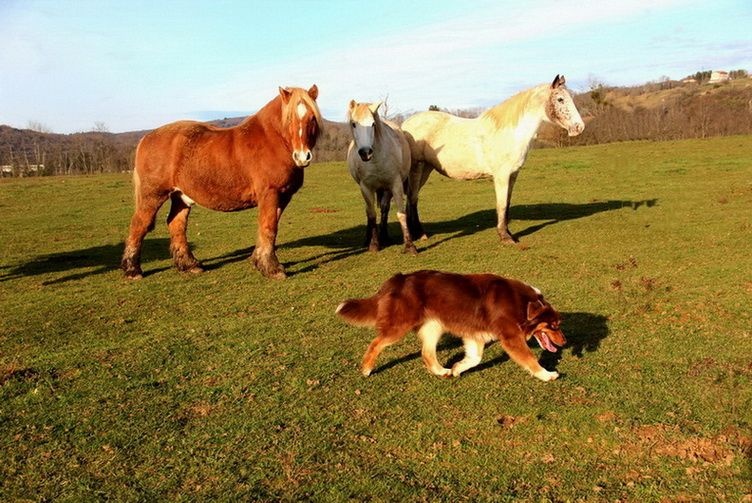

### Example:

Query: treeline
xmin=0 ymin=126 xmax=139 ymax=176
xmin=2 ymin=77 xmax=751 ymax=176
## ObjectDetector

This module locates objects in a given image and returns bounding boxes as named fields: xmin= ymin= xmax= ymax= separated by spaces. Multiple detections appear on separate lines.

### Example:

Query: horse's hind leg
xmin=377 ymin=189 xmax=392 ymax=246
xmin=406 ymin=161 xmax=431 ymax=241
xmin=167 ymin=193 xmax=203 ymax=274
xmin=122 ymin=190 xmax=168 ymax=279
xmin=392 ymin=179 xmax=417 ymax=255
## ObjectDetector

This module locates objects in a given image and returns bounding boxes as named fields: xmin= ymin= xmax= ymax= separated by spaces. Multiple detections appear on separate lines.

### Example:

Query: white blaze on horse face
xmin=547 ymin=88 xmax=584 ymax=136
xmin=352 ymin=118 xmax=375 ymax=151
xmin=349 ymin=104 xmax=376 ymax=153
xmin=297 ymin=102 xmax=307 ymax=120
xmin=291 ymin=100 xmax=313 ymax=167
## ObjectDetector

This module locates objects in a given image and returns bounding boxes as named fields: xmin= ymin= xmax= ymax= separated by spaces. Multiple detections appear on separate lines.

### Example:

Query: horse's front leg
xmin=493 ymin=170 xmax=520 ymax=244
xmin=251 ymin=190 xmax=286 ymax=279
xmin=359 ymin=184 xmax=380 ymax=252
xmin=377 ymin=189 xmax=393 ymax=246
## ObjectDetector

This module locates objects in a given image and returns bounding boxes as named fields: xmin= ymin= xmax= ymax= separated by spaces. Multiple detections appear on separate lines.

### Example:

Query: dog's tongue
xmin=534 ymin=331 xmax=558 ymax=352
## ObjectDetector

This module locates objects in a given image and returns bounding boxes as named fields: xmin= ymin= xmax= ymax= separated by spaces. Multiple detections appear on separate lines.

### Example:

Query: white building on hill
xmin=709 ymin=70 xmax=730 ymax=83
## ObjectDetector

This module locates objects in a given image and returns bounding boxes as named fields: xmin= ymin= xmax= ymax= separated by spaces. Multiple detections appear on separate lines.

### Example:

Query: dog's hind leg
xmin=417 ymin=320 xmax=451 ymax=377
xmin=451 ymin=338 xmax=484 ymax=377
xmin=498 ymin=335 xmax=559 ymax=382
xmin=361 ymin=323 xmax=411 ymax=377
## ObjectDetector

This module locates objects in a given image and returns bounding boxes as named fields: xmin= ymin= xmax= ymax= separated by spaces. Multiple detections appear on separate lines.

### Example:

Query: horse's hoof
xmin=268 ymin=270 xmax=287 ymax=280
xmin=403 ymin=245 xmax=418 ymax=256
xmin=176 ymin=261 xmax=203 ymax=274
xmin=499 ymin=233 xmax=519 ymax=244
xmin=124 ymin=272 xmax=143 ymax=281
xmin=256 ymin=261 xmax=286 ymax=279
xmin=257 ymin=265 xmax=286 ymax=279
xmin=368 ymin=242 xmax=380 ymax=253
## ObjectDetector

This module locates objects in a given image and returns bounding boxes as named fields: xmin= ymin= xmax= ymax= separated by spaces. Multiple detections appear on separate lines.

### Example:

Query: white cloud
xmin=198 ymin=0 xmax=697 ymax=120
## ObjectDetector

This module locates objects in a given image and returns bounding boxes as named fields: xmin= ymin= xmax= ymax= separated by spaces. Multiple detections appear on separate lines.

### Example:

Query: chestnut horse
xmin=402 ymin=75 xmax=584 ymax=244
xmin=121 ymin=85 xmax=321 ymax=280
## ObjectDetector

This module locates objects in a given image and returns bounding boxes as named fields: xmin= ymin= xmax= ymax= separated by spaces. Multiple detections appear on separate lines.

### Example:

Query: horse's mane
xmin=480 ymin=84 xmax=550 ymax=130
xmin=283 ymin=88 xmax=323 ymax=130
xmin=247 ymin=88 xmax=323 ymax=133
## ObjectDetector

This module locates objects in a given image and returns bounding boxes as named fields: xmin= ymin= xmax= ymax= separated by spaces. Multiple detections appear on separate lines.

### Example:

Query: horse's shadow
xmin=0 ymin=239 xmax=172 ymax=285
xmin=2 ymin=199 xmax=656 ymax=282
xmin=512 ymin=199 xmax=658 ymax=239
xmin=273 ymin=198 xmax=658 ymax=271
xmin=368 ymin=311 xmax=609 ymax=377
xmin=420 ymin=198 xmax=658 ymax=250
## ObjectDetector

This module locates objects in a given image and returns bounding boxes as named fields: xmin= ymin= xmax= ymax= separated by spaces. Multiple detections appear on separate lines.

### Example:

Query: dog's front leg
xmin=451 ymin=338 xmax=484 ymax=377
xmin=417 ymin=320 xmax=451 ymax=377
xmin=499 ymin=333 xmax=559 ymax=382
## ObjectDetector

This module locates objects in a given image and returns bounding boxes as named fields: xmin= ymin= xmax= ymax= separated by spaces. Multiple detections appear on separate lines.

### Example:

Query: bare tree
xmin=27 ymin=121 xmax=53 ymax=133
xmin=93 ymin=121 xmax=110 ymax=133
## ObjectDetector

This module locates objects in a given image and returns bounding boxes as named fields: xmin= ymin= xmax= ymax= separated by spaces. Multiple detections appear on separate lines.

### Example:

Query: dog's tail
xmin=335 ymin=296 xmax=379 ymax=327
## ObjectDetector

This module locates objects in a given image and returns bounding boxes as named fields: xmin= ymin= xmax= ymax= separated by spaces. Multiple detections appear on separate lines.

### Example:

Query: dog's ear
xmin=527 ymin=299 xmax=546 ymax=321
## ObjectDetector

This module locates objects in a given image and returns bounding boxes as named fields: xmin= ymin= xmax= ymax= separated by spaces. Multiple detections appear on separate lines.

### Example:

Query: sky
xmin=1 ymin=0 xmax=751 ymax=134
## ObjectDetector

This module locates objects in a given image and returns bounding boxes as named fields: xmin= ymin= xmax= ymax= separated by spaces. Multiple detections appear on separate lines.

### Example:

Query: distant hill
xmin=0 ymin=117 xmax=350 ymax=176
xmin=536 ymin=77 xmax=752 ymax=147
xmin=2 ymin=78 xmax=751 ymax=176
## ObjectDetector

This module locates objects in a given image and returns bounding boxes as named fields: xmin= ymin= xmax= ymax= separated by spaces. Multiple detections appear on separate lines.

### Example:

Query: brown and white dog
xmin=336 ymin=270 xmax=565 ymax=381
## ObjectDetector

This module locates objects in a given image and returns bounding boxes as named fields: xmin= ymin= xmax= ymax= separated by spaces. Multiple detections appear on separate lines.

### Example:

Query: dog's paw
xmin=534 ymin=369 xmax=559 ymax=382
xmin=434 ymin=367 xmax=452 ymax=378
xmin=451 ymin=365 xmax=465 ymax=378
xmin=361 ymin=366 xmax=373 ymax=377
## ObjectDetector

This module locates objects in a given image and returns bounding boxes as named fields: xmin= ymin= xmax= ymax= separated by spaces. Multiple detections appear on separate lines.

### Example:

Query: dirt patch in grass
xmin=627 ymin=424 xmax=745 ymax=466
xmin=496 ymin=415 xmax=529 ymax=429
xmin=0 ymin=363 xmax=39 ymax=385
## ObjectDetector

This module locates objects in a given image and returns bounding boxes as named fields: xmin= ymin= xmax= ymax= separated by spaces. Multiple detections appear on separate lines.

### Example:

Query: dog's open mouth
xmin=533 ymin=330 xmax=563 ymax=352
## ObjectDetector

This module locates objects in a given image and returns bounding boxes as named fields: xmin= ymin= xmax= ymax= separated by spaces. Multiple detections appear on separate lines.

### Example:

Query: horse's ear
xmin=551 ymin=74 xmax=565 ymax=88
xmin=348 ymin=99 xmax=357 ymax=112
xmin=527 ymin=300 xmax=546 ymax=321
xmin=369 ymin=101 xmax=382 ymax=115
xmin=279 ymin=87 xmax=293 ymax=104
xmin=308 ymin=84 xmax=319 ymax=100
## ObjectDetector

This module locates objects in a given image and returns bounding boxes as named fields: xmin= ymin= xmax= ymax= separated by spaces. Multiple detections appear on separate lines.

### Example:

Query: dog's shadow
xmin=369 ymin=311 xmax=609 ymax=377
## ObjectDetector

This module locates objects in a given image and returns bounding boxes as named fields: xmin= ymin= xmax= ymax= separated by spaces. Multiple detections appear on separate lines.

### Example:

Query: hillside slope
xmin=2 ymin=78 xmax=751 ymax=175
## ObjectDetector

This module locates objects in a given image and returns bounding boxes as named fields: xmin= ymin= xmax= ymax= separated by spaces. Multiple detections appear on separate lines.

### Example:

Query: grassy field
xmin=1 ymin=136 xmax=751 ymax=501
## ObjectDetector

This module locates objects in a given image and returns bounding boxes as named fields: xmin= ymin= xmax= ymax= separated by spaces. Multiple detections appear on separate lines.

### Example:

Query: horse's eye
xmin=351 ymin=122 xmax=356 ymax=128
xmin=557 ymin=97 xmax=564 ymax=103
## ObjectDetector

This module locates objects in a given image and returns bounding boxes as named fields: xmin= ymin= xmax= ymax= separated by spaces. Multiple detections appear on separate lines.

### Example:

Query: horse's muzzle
xmin=358 ymin=147 xmax=374 ymax=162
xmin=293 ymin=150 xmax=313 ymax=167
xmin=568 ymin=122 xmax=585 ymax=137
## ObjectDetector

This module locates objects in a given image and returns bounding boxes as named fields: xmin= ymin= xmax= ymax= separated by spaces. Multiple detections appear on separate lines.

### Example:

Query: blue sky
xmin=2 ymin=0 xmax=750 ymax=133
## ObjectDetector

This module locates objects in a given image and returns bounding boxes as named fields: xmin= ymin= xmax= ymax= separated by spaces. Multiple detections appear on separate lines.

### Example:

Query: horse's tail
xmin=335 ymin=296 xmax=379 ymax=327
xmin=132 ymin=138 xmax=145 ymax=208
xmin=132 ymin=167 xmax=142 ymax=208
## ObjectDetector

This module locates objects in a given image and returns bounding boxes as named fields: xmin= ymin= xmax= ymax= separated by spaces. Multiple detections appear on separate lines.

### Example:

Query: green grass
xmin=1 ymin=136 xmax=751 ymax=501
